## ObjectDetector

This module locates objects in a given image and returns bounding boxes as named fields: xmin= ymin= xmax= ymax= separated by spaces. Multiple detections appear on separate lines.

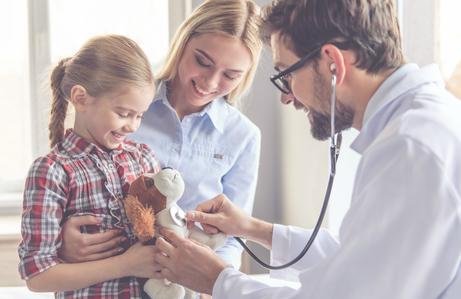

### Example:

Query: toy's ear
xmin=125 ymin=194 xmax=155 ymax=242
xmin=128 ymin=175 xmax=166 ymax=214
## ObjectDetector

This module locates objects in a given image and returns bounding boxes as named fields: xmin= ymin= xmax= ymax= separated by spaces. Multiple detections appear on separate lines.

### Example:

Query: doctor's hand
xmin=58 ymin=215 xmax=126 ymax=263
xmin=153 ymin=228 xmax=229 ymax=295
xmin=186 ymin=194 xmax=252 ymax=237
xmin=187 ymin=194 xmax=274 ymax=249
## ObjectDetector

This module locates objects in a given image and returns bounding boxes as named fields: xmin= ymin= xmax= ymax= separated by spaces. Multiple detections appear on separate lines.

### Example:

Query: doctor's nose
xmin=280 ymin=93 xmax=295 ymax=105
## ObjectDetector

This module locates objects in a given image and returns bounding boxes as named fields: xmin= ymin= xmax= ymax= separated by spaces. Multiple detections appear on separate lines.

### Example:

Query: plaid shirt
xmin=18 ymin=130 xmax=160 ymax=299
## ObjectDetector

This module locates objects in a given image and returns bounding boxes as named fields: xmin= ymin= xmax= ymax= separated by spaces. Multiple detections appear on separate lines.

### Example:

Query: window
xmin=0 ymin=0 xmax=30 ymax=203
xmin=0 ymin=0 xmax=173 ymax=208
xmin=439 ymin=0 xmax=461 ymax=98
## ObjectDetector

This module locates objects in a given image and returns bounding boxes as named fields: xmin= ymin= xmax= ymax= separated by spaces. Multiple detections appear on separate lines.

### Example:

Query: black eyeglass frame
xmin=270 ymin=41 xmax=352 ymax=94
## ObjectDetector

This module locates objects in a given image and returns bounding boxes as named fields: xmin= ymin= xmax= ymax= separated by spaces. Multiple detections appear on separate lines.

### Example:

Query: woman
xmin=58 ymin=0 xmax=263 ymax=297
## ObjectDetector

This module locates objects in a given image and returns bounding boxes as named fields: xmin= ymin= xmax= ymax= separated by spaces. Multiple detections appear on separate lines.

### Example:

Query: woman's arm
xmin=217 ymin=126 xmax=261 ymax=266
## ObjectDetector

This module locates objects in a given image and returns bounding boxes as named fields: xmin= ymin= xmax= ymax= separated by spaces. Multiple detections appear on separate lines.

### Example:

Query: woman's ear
xmin=69 ymin=85 xmax=91 ymax=112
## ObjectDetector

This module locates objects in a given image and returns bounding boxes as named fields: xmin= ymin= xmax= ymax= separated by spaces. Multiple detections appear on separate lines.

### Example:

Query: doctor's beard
xmin=308 ymin=63 xmax=354 ymax=141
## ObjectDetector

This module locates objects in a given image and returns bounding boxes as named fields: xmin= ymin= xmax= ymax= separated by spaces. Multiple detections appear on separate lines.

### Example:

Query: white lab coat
xmin=212 ymin=64 xmax=461 ymax=299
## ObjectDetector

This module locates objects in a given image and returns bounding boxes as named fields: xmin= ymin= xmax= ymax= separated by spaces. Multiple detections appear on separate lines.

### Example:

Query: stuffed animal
xmin=125 ymin=167 xmax=227 ymax=299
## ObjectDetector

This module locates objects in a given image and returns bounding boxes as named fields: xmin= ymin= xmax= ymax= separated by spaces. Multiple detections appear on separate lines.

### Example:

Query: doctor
xmin=152 ymin=0 xmax=461 ymax=298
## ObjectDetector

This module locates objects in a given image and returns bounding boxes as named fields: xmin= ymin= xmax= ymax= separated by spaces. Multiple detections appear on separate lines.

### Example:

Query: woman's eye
xmin=196 ymin=56 xmax=211 ymax=67
xmin=224 ymin=73 xmax=238 ymax=81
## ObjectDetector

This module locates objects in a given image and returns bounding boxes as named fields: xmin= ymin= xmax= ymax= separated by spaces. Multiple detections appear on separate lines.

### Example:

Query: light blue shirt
xmin=131 ymin=81 xmax=261 ymax=268
xmin=213 ymin=64 xmax=461 ymax=298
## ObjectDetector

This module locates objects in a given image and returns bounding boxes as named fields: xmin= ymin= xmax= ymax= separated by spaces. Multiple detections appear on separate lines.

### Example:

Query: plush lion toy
xmin=125 ymin=168 xmax=226 ymax=299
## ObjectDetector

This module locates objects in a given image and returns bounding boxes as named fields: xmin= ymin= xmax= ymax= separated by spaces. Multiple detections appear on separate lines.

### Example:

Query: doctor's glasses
xmin=270 ymin=41 xmax=352 ymax=94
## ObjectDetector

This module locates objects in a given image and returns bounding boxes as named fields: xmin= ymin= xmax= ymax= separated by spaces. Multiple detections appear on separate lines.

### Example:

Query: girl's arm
xmin=19 ymin=157 xmax=158 ymax=292
xmin=27 ymin=242 xmax=159 ymax=292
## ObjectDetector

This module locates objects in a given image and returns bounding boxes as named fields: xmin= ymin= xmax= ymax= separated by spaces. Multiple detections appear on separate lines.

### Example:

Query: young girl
xmin=18 ymin=35 xmax=159 ymax=298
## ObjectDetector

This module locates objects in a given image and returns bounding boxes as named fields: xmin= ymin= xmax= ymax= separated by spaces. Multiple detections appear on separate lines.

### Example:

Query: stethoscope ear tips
xmin=330 ymin=63 xmax=337 ymax=73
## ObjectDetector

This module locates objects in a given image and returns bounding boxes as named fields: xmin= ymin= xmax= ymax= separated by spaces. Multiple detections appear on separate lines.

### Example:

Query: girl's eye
xmin=118 ymin=113 xmax=129 ymax=118
xmin=136 ymin=115 xmax=144 ymax=120
xmin=196 ymin=55 xmax=211 ymax=67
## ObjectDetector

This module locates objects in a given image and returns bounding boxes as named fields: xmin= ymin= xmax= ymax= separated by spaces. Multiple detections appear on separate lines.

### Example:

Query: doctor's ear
xmin=321 ymin=43 xmax=346 ymax=85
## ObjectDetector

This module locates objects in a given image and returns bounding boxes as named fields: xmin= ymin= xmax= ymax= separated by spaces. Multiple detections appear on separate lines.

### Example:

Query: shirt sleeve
xmin=217 ymin=127 xmax=261 ymax=269
xmin=18 ymin=156 xmax=69 ymax=280
xmin=270 ymin=225 xmax=340 ymax=282
xmin=213 ymin=135 xmax=461 ymax=299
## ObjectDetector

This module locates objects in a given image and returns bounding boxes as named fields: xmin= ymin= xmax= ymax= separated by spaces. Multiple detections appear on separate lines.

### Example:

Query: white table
xmin=0 ymin=287 xmax=53 ymax=299
xmin=0 ymin=275 xmax=299 ymax=298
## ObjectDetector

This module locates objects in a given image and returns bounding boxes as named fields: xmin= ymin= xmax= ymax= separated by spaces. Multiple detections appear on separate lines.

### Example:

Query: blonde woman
xmin=59 ymin=0 xmax=263 ymax=297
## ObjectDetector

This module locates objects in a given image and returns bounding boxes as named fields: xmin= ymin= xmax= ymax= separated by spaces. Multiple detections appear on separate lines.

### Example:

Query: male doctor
xmin=152 ymin=0 xmax=461 ymax=298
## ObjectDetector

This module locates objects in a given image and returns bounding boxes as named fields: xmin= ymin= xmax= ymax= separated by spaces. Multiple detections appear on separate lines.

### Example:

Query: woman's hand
xmin=186 ymin=194 xmax=253 ymax=238
xmin=153 ymin=228 xmax=228 ymax=295
xmin=58 ymin=215 xmax=126 ymax=262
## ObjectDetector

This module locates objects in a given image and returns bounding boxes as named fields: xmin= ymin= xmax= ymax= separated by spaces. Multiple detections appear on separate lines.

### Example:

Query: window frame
xmin=0 ymin=0 xmax=189 ymax=215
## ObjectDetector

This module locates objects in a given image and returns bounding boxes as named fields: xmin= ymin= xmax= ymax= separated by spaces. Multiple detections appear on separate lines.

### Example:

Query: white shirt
xmin=131 ymin=82 xmax=261 ymax=268
xmin=213 ymin=64 xmax=461 ymax=298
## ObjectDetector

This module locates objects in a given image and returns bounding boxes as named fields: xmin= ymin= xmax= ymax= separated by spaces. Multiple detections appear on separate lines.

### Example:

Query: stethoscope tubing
xmin=235 ymin=73 xmax=341 ymax=270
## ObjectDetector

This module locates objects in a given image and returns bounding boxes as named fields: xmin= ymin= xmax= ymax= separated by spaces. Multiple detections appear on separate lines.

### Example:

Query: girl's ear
xmin=69 ymin=85 xmax=92 ymax=112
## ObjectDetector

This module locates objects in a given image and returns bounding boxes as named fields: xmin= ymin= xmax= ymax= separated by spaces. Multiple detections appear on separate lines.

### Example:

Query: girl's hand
xmin=119 ymin=242 xmax=161 ymax=278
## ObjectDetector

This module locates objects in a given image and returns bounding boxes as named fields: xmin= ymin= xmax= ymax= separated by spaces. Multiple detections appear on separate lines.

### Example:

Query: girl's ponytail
xmin=49 ymin=57 xmax=71 ymax=148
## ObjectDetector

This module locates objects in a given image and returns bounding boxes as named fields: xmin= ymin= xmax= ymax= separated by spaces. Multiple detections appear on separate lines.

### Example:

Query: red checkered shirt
xmin=18 ymin=129 xmax=160 ymax=299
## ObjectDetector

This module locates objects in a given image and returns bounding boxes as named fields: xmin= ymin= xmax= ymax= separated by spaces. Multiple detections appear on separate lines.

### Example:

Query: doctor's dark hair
xmin=261 ymin=0 xmax=404 ymax=74
xmin=49 ymin=35 xmax=154 ymax=148
xmin=157 ymin=0 xmax=262 ymax=105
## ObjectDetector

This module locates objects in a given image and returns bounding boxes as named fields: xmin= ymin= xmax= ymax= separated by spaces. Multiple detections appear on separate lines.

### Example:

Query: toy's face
xmin=129 ymin=173 xmax=167 ymax=214
xmin=153 ymin=168 xmax=185 ymax=204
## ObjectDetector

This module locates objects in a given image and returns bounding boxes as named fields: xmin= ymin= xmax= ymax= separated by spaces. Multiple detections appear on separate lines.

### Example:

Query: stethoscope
xmin=235 ymin=68 xmax=342 ymax=270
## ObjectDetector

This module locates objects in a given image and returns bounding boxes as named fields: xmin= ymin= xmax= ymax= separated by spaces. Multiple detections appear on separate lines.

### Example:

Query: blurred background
xmin=0 ymin=0 xmax=460 ymax=295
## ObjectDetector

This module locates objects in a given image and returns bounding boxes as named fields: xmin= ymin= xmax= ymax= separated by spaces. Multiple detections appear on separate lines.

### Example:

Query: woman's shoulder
xmin=221 ymin=101 xmax=261 ymax=138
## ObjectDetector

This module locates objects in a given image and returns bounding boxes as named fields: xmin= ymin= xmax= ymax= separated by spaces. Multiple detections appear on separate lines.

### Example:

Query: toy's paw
xmin=184 ymin=287 xmax=197 ymax=299
xmin=208 ymin=232 xmax=227 ymax=250
xmin=144 ymin=278 xmax=185 ymax=299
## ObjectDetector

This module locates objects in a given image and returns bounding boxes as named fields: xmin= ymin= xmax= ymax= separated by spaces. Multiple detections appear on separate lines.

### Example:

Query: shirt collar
xmin=154 ymin=81 xmax=228 ymax=133
xmin=60 ymin=129 xmax=137 ymax=158
xmin=351 ymin=63 xmax=445 ymax=154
